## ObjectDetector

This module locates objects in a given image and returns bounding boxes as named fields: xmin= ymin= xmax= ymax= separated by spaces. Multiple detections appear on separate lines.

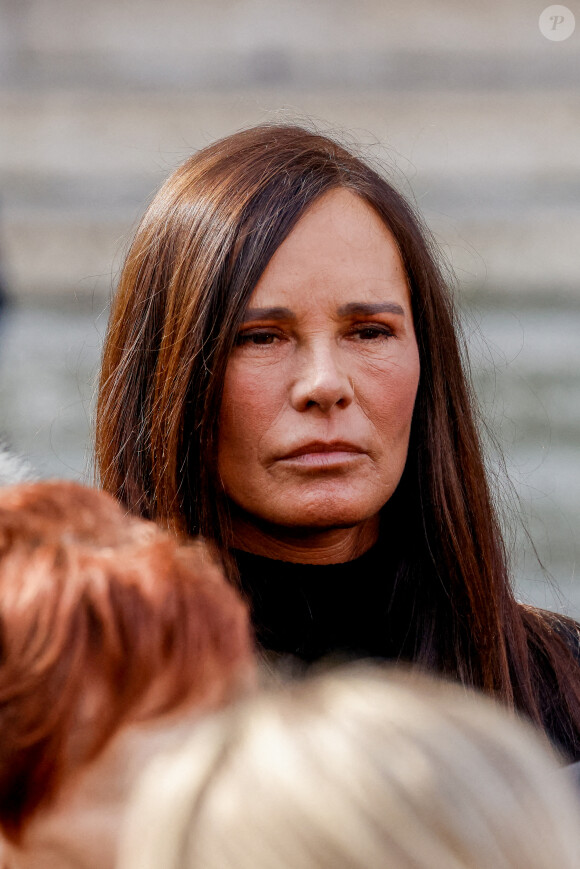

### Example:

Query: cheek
xmin=218 ymin=363 xmax=284 ymax=461
xmin=362 ymin=350 xmax=420 ymax=437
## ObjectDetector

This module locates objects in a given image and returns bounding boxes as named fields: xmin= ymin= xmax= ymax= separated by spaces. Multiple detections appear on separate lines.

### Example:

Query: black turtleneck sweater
xmin=234 ymin=545 xmax=401 ymax=664
xmin=234 ymin=546 xmax=580 ymax=762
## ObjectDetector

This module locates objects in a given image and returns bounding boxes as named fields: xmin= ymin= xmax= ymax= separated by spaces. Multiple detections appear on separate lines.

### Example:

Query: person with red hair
xmin=0 ymin=480 xmax=255 ymax=869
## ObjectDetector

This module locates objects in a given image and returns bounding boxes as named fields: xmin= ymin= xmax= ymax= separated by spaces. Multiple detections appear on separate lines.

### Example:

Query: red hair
xmin=0 ymin=481 xmax=254 ymax=842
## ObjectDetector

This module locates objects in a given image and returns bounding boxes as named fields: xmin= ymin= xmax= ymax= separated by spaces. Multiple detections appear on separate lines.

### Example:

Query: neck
xmin=230 ymin=514 xmax=380 ymax=564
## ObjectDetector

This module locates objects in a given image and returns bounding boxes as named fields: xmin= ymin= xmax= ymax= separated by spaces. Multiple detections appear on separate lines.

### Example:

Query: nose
xmin=289 ymin=341 xmax=354 ymax=412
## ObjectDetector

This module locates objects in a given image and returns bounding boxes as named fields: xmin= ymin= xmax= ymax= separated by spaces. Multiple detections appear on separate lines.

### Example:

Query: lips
xmin=280 ymin=441 xmax=366 ymax=460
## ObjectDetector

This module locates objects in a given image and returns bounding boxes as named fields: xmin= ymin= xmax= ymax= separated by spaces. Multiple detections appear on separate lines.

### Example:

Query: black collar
xmin=233 ymin=545 xmax=397 ymax=662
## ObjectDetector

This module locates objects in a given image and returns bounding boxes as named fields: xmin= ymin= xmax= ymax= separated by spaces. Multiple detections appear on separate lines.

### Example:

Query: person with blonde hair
xmin=120 ymin=665 xmax=580 ymax=869
xmin=0 ymin=480 xmax=255 ymax=869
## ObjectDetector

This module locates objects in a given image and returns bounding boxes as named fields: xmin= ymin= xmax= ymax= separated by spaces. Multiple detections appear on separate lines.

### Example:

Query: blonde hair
xmin=119 ymin=665 xmax=580 ymax=869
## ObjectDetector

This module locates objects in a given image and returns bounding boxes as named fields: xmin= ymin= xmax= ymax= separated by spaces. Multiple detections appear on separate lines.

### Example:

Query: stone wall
xmin=1 ymin=0 xmax=578 ymax=302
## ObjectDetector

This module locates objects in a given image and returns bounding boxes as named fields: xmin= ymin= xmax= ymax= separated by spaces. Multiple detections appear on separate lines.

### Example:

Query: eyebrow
xmin=242 ymin=306 xmax=296 ymax=323
xmin=337 ymin=302 xmax=405 ymax=317
xmin=242 ymin=301 xmax=405 ymax=323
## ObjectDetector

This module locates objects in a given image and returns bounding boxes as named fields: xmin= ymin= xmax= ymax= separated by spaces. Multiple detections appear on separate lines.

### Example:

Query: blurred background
xmin=0 ymin=0 xmax=578 ymax=612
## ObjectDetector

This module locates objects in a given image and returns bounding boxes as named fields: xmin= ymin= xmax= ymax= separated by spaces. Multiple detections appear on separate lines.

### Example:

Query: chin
xmin=266 ymin=492 xmax=386 ymax=530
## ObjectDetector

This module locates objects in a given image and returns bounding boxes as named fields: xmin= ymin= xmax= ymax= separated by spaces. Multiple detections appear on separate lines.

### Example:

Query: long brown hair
xmin=0 ymin=480 xmax=254 ymax=841
xmin=95 ymin=124 xmax=580 ymax=755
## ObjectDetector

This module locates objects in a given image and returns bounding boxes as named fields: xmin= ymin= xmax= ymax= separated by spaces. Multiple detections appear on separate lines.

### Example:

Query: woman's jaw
xmin=228 ymin=508 xmax=380 ymax=565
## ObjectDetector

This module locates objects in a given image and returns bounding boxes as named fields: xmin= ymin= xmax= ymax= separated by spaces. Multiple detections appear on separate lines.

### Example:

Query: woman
xmin=0 ymin=480 xmax=254 ymax=869
xmin=96 ymin=123 xmax=580 ymax=759
xmin=119 ymin=666 xmax=580 ymax=869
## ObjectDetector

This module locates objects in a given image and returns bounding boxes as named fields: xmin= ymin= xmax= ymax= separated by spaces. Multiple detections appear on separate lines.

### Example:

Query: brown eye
xmin=237 ymin=331 xmax=279 ymax=346
xmin=354 ymin=326 xmax=393 ymax=340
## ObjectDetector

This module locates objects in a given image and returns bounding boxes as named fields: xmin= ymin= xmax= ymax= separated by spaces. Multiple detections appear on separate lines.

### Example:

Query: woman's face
xmin=218 ymin=189 xmax=420 ymax=548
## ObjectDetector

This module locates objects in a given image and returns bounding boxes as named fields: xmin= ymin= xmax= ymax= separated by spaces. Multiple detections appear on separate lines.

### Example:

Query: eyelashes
xmin=350 ymin=325 xmax=394 ymax=341
xmin=236 ymin=323 xmax=396 ymax=348
xmin=235 ymin=330 xmax=281 ymax=347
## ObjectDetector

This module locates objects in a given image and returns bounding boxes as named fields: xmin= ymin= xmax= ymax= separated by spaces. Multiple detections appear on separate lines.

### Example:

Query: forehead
xmin=250 ymin=189 xmax=410 ymax=308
